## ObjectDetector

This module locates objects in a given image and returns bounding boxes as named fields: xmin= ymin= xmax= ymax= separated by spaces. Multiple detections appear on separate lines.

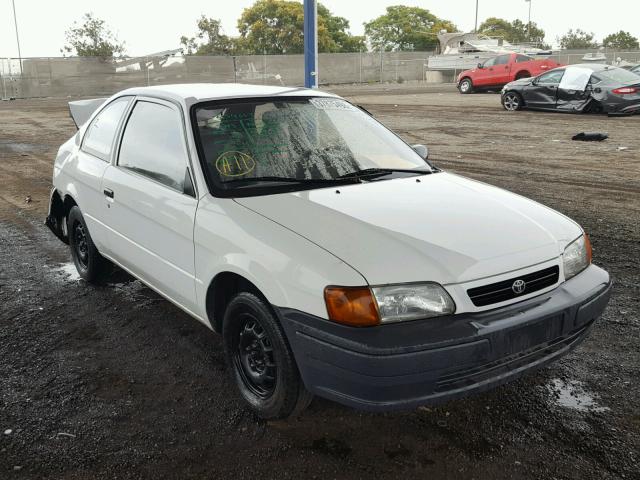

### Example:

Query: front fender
xmin=194 ymin=196 xmax=367 ymax=321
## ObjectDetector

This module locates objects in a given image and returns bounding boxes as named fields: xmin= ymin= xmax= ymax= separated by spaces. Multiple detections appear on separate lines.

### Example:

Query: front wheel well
xmin=515 ymin=71 xmax=531 ymax=80
xmin=206 ymin=272 xmax=269 ymax=333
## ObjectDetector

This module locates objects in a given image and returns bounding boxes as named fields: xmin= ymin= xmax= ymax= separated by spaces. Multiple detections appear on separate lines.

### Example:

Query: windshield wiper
xmin=336 ymin=168 xmax=432 ymax=181
xmin=224 ymin=176 xmax=361 ymax=186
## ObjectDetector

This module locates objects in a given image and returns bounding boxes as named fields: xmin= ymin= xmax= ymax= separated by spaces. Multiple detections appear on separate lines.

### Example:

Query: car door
xmin=101 ymin=97 xmax=200 ymax=315
xmin=494 ymin=54 xmax=514 ymax=85
xmin=474 ymin=56 xmax=499 ymax=87
xmin=73 ymin=96 xmax=132 ymax=253
xmin=523 ymin=69 xmax=565 ymax=109
xmin=556 ymin=73 xmax=596 ymax=112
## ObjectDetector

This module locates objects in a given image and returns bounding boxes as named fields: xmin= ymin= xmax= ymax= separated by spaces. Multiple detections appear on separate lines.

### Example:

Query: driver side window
xmin=537 ymin=70 xmax=565 ymax=85
xmin=483 ymin=57 xmax=497 ymax=68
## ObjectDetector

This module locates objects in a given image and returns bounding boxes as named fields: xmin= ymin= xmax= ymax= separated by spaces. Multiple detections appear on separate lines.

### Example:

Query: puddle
xmin=547 ymin=378 xmax=609 ymax=413
xmin=52 ymin=262 xmax=82 ymax=282
xmin=0 ymin=141 xmax=50 ymax=155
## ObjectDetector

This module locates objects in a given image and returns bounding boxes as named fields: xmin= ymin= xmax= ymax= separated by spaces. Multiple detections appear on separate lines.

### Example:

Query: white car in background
xmin=47 ymin=84 xmax=611 ymax=419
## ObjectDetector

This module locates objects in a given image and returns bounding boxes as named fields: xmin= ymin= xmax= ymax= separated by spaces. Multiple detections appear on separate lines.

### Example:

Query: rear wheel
xmin=459 ymin=78 xmax=474 ymax=94
xmin=67 ymin=206 xmax=107 ymax=282
xmin=502 ymin=92 xmax=524 ymax=111
xmin=223 ymin=292 xmax=313 ymax=419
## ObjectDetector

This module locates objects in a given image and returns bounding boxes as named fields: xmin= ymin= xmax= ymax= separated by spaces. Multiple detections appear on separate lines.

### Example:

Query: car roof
xmin=566 ymin=63 xmax=619 ymax=72
xmin=116 ymin=83 xmax=338 ymax=107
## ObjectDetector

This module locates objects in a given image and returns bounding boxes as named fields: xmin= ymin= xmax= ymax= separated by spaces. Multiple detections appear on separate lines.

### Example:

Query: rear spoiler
xmin=68 ymin=98 xmax=107 ymax=129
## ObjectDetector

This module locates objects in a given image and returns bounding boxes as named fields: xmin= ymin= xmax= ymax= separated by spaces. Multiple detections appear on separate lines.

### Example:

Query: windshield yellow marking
xmin=216 ymin=151 xmax=255 ymax=177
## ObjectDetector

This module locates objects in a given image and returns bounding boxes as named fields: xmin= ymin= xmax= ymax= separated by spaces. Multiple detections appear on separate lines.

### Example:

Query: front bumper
xmin=277 ymin=265 xmax=611 ymax=412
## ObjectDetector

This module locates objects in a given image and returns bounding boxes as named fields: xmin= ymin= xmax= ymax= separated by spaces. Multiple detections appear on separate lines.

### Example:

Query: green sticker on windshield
xmin=216 ymin=151 xmax=256 ymax=177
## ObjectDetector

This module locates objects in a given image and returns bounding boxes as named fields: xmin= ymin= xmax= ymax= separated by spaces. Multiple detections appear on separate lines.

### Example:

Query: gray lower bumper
xmin=277 ymin=265 xmax=611 ymax=412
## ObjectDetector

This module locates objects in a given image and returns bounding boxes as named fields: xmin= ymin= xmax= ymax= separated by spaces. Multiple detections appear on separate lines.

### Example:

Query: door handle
xmin=103 ymin=188 xmax=114 ymax=199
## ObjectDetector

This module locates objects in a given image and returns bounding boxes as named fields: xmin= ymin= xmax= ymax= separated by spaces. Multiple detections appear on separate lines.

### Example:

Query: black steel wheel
xmin=235 ymin=316 xmax=277 ymax=399
xmin=223 ymin=292 xmax=313 ymax=419
xmin=67 ymin=206 xmax=107 ymax=282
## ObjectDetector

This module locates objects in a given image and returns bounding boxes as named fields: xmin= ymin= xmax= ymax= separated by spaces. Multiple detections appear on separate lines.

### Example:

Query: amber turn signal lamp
xmin=324 ymin=286 xmax=380 ymax=327
xmin=585 ymin=233 xmax=593 ymax=264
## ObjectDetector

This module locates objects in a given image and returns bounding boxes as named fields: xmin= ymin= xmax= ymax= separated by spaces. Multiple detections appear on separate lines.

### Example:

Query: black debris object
xmin=572 ymin=132 xmax=609 ymax=142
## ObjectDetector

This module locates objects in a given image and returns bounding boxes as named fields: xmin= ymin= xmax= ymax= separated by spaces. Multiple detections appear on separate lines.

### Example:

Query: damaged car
xmin=501 ymin=64 xmax=640 ymax=115
xmin=47 ymin=84 xmax=611 ymax=419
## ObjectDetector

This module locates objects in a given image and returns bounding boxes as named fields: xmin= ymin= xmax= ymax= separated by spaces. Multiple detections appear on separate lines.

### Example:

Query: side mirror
xmin=477 ymin=63 xmax=484 ymax=69
xmin=412 ymin=144 xmax=429 ymax=160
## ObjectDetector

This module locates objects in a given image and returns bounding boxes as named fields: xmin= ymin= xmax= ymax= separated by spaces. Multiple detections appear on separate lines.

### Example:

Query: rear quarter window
xmin=516 ymin=55 xmax=533 ymax=63
xmin=82 ymin=97 xmax=131 ymax=161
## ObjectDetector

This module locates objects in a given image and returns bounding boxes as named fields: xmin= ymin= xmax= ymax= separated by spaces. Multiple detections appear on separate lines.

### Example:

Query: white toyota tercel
xmin=47 ymin=84 xmax=611 ymax=419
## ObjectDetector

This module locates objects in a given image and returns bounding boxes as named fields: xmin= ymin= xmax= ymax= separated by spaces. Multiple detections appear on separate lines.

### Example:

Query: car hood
xmin=235 ymin=172 xmax=582 ymax=285
xmin=505 ymin=77 xmax=533 ymax=88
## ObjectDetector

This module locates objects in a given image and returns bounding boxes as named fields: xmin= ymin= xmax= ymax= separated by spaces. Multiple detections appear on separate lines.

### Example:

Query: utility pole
xmin=526 ymin=0 xmax=532 ymax=41
xmin=474 ymin=0 xmax=479 ymax=32
xmin=303 ymin=0 xmax=318 ymax=88
xmin=11 ymin=0 xmax=23 ymax=75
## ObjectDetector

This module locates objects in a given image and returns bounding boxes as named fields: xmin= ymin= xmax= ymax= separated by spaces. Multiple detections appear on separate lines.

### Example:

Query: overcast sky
xmin=1 ymin=0 xmax=639 ymax=57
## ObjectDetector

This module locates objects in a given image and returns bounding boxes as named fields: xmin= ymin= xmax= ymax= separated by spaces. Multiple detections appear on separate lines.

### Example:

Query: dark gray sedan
xmin=501 ymin=64 xmax=640 ymax=115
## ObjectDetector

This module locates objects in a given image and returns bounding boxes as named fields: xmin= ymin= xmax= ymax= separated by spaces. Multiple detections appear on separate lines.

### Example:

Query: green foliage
xmin=602 ymin=31 xmax=639 ymax=50
xmin=478 ymin=17 xmax=546 ymax=46
xmin=236 ymin=0 xmax=364 ymax=54
xmin=558 ymin=29 xmax=598 ymax=49
xmin=62 ymin=13 xmax=125 ymax=57
xmin=364 ymin=5 xmax=456 ymax=51
xmin=180 ymin=16 xmax=235 ymax=55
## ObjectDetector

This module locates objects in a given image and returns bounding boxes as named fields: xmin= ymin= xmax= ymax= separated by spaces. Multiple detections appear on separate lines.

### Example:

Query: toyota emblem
xmin=512 ymin=279 xmax=526 ymax=294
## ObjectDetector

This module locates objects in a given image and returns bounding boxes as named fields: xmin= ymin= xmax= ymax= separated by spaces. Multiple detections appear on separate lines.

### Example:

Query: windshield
xmin=598 ymin=67 xmax=640 ymax=85
xmin=192 ymin=97 xmax=431 ymax=196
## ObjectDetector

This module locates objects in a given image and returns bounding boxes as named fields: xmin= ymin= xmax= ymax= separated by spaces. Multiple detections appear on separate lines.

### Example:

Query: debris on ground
xmin=572 ymin=132 xmax=609 ymax=141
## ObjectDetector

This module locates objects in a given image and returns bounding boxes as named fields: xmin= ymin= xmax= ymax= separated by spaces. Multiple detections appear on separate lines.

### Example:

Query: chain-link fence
xmin=2 ymin=49 xmax=639 ymax=100
xmin=0 ymin=51 xmax=435 ymax=100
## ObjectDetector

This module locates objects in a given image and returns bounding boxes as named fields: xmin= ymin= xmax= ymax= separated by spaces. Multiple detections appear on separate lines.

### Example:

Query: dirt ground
xmin=1 ymin=85 xmax=639 ymax=480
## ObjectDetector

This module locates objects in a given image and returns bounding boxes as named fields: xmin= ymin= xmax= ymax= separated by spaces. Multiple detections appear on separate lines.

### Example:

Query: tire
xmin=67 ymin=206 xmax=107 ymax=282
xmin=223 ymin=292 xmax=313 ymax=419
xmin=458 ymin=78 xmax=474 ymax=94
xmin=515 ymin=71 xmax=531 ymax=80
xmin=502 ymin=91 xmax=524 ymax=111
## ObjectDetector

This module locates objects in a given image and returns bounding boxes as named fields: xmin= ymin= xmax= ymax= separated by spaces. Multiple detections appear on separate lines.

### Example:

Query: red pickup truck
xmin=457 ymin=53 xmax=562 ymax=94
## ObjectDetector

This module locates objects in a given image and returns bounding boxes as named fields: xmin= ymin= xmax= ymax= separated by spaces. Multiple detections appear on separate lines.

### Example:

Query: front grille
xmin=467 ymin=265 xmax=560 ymax=307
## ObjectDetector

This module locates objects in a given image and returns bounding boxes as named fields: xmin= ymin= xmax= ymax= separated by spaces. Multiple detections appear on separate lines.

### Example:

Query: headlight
xmin=324 ymin=283 xmax=455 ymax=327
xmin=563 ymin=234 xmax=592 ymax=280
xmin=372 ymin=283 xmax=455 ymax=323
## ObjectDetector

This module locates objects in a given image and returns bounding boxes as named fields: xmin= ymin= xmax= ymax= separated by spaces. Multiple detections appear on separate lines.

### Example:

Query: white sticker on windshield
xmin=310 ymin=98 xmax=357 ymax=111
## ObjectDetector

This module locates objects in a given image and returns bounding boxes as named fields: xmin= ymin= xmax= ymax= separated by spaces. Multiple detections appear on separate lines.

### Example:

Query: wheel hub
xmin=236 ymin=318 xmax=277 ymax=398
xmin=74 ymin=223 xmax=89 ymax=266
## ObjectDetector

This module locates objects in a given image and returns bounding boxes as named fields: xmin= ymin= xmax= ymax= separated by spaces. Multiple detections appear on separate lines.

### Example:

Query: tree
xmin=558 ymin=29 xmax=598 ymax=49
xmin=62 ymin=13 xmax=125 ymax=57
xmin=180 ymin=16 xmax=235 ymax=55
xmin=478 ymin=17 xmax=546 ymax=46
xmin=364 ymin=6 xmax=456 ymax=51
xmin=236 ymin=0 xmax=364 ymax=54
xmin=602 ymin=31 xmax=639 ymax=50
